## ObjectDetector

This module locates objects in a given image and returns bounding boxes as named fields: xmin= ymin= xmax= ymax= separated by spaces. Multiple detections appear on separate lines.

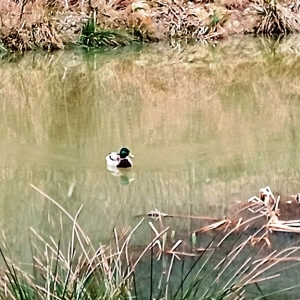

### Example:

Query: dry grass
xmin=2 ymin=186 xmax=300 ymax=299
xmin=222 ymin=0 xmax=249 ymax=10
xmin=253 ymin=0 xmax=300 ymax=35
xmin=0 ymin=0 xmax=299 ymax=51
xmin=143 ymin=186 xmax=300 ymax=255
xmin=0 ymin=0 xmax=89 ymax=51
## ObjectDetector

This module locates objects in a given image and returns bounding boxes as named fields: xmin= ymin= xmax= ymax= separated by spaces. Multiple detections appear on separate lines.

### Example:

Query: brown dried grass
xmin=221 ymin=0 xmax=249 ymax=10
xmin=254 ymin=0 xmax=300 ymax=35
xmin=0 ymin=0 xmax=64 ymax=51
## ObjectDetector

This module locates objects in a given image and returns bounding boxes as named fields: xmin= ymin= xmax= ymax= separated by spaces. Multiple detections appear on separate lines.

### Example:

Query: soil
xmin=0 ymin=0 xmax=298 ymax=52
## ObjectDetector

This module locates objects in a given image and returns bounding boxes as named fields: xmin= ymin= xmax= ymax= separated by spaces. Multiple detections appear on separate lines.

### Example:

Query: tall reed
xmin=1 ymin=186 xmax=300 ymax=299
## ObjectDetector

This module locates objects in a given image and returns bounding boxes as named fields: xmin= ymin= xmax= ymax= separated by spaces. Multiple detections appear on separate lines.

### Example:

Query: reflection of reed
xmin=1 ymin=46 xmax=300 ymax=152
xmin=2 ymin=47 xmax=298 ymax=152
xmin=1 ymin=43 xmax=300 ymax=263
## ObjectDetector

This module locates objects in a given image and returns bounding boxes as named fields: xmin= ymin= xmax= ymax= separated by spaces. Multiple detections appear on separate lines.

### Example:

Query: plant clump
xmin=78 ymin=19 xmax=140 ymax=49
xmin=253 ymin=0 xmax=300 ymax=36
xmin=157 ymin=3 xmax=227 ymax=43
xmin=2 ymin=19 xmax=64 ymax=52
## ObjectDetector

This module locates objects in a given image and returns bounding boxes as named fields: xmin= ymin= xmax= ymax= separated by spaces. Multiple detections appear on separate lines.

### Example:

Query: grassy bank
xmin=0 ymin=0 xmax=300 ymax=52
xmin=1 ymin=186 xmax=300 ymax=299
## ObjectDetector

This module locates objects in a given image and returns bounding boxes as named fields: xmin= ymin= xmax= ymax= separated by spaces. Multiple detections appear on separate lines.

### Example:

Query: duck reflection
xmin=107 ymin=165 xmax=135 ymax=185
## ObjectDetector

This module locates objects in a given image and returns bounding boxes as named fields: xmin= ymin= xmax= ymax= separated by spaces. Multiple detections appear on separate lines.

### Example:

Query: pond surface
xmin=1 ymin=36 xmax=300 ymax=266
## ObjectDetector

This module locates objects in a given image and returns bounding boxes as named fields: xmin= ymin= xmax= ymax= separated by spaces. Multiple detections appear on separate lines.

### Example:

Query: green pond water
xmin=1 ymin=35 xmax=300 ymax=297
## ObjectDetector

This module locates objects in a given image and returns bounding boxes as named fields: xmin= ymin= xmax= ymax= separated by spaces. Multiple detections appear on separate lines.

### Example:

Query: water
xmin=1 ymin=36 xmax=300 ymax=266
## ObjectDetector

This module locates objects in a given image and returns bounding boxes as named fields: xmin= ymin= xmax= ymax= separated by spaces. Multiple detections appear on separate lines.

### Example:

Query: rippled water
xmin=1 ymin=37 xmax=300 ymax=264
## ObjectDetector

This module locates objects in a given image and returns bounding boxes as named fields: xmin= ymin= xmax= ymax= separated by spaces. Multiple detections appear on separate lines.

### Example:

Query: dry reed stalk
xmin=29 ymin=184 xmax=90 ymax=246
xmin=147 ymin=209 xmax=220 ymax=221
xmin=194 ymin=219 xmax=232 ymax=233
xmin=243 ymin=246 xmax=300 ymax=285
xmin=247 ymin=186 xmax=300 ymax=235
xmin=213 ymin=237 xmax=252 ymax=284
xmin=121 ymin=225 xmax=170 ymax=282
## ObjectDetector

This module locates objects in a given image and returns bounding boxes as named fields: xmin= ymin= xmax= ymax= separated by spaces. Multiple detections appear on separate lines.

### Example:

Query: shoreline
xmin=0 ymin=0 xmax=299 ymax=52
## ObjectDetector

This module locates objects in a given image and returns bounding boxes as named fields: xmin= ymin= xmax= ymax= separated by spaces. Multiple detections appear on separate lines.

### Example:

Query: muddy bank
xmin=0 ymin=0 xmax=300 ymax=52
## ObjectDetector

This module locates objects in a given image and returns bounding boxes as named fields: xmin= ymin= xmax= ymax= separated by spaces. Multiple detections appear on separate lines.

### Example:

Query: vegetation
xmin=78 ymin=19 xmax=140 ymax=49
xmin=0 ymin=0 xmax=300 ymax=52
xmin=1 ymin=185 xmax=300 ymax=299
xmin=253 ymin=0 xmax=300 ymax=36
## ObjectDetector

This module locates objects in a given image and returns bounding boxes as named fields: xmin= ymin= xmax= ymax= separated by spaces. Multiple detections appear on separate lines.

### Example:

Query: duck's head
xmin=119 ymin=147 xmax=134 ymax=159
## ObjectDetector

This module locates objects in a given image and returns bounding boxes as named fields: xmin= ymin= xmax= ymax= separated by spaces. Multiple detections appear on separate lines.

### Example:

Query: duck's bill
xmin=129 ymin=153 xmax=135 ymax=158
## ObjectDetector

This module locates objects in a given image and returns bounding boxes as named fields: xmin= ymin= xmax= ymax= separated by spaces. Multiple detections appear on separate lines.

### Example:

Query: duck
xmin=106 ymin=147 xmax=134 ymax=169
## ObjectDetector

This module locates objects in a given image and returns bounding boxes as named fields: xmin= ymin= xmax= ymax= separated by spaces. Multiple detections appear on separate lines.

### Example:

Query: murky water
xmin=1 ymin=36 xmax=300 ymax=266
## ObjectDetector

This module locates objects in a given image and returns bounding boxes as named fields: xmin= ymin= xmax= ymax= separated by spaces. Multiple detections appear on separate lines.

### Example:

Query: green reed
xmin=78 ymin=19 xmax=141 ymax=50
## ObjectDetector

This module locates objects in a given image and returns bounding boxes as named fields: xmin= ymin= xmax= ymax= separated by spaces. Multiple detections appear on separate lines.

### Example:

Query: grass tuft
xmin=254 ymin=0 xmax=300 ymax=36
xmin=78 ymin=19 xmax=141 ymax=50
xmin=1 ymin=186 xmax=300 ymax=299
